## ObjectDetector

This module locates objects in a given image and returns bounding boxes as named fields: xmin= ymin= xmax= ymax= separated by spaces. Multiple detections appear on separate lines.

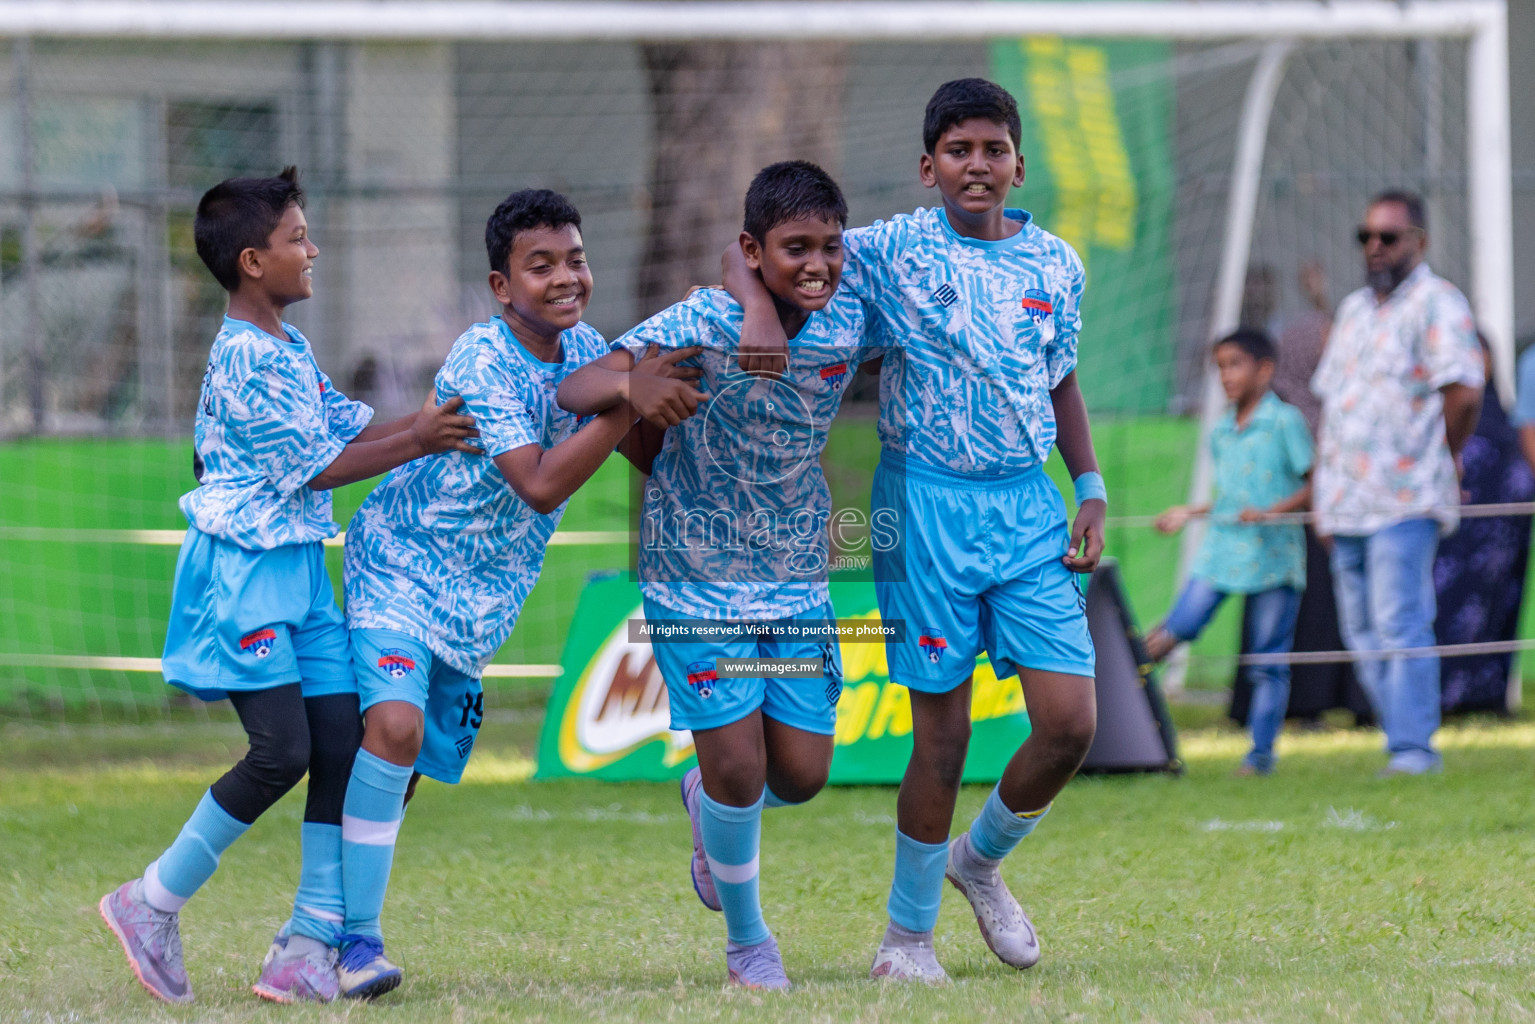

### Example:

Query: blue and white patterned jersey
xmin=842 ymin=207 xmax=1083 ymax=475
xmin=343 ymin=318 xmax=608 ymax=676
xmin=616 ymin=288 xmax=879 ymax=621
xmin=181 ymin=315 xmax=373 ymax=550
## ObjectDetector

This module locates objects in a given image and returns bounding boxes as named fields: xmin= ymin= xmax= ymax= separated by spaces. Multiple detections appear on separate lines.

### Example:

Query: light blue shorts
xmin=643 ymin=597 xmax=844 ymax=735
xmin=161 ymin=527 xmax=354 ymax=702
xmin=871 ymin=450 xmax=1095 ymax=693
xmin=350 ymin=628 xmax=483 ymax=784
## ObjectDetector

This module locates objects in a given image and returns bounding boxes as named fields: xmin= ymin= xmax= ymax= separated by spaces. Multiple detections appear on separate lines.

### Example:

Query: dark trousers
xmin=1229 ymin=527 xmax=1374 ymax=726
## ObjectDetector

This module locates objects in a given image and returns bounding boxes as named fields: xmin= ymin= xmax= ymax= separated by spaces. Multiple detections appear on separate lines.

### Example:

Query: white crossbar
xmin=0 ymin=1 xmax=1502 ymax=41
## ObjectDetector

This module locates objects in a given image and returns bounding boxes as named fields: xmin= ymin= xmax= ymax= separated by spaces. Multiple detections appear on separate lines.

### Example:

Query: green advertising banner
xmin=990 ymin=37 xmax=1177 ymax=415
xmin=535 ymin=576 xmax=1031 ymax=784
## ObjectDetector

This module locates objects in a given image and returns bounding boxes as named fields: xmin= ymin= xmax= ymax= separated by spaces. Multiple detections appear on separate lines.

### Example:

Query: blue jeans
xmin=1165 ymin=576 xmax=1301 ymax=773
xmin=1329 ymin=519 xmax=1442 ymax=771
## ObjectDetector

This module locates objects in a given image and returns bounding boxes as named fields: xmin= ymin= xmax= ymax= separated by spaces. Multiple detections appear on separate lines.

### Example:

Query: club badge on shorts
xmin=686 ymin=660 xmax=717 ymax=699
xmin=918 ymin=627 xmax=947 ymax=664
xmin=378 ymin=649 xmax=418 ymax=679
xmin=240 ymin=628 xmax=277 ymax=658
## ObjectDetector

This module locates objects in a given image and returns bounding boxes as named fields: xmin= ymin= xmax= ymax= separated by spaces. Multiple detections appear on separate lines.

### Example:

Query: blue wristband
xmin=1073 ymin=471 xmax=1107 ymax=505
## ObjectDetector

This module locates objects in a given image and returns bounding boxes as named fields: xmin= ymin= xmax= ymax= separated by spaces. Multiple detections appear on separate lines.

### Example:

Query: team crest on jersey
xmin=1021 ymin=289 xmax=1053 ymax=322
xmin=918 ymin=627 xmax=947 ymax=664
xmin=686 ymin=660 xmax=717 ymax=699
xmin=933 ymin=283 xmax=959 ymax=308
xmin=819 ymin=363 xmax=848 ymax=389
xmin=240 ymin=628 xmax=277 ymax=658
xmin=378 ymin=650 xmax=417 ymax=679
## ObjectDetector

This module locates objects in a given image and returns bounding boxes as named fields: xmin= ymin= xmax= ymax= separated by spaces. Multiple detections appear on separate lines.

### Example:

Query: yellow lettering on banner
xmin=1021 ymin=37 xmax=1139 ymax=259
xmin=866 ymin=683 xmax=913 ymax=740
xmin=969 ymin=661 xmax=1029 ymax=722
xmin=970 ymin=663 xmax=1004 ymax=721
xmin=993 ymin=677 xmax=1028 ymax=719
xmin=1067 ymin=45 xmax=1137 ymax=250
xmin=835 ymin=682 xmax=880 ymax=745
xmin=838 ymin=612 xmax=890 ymax=682
xmin=1024 ymin=38 xmax=1093 ymax=254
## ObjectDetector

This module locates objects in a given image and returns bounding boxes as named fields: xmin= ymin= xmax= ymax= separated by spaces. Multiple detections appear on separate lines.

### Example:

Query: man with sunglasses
xmin=1310 ymin=189 xmax=1483 ymax=776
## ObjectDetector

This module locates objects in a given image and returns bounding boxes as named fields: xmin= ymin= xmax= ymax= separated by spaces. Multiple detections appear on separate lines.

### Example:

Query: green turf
xmin=4 ymin=708 xmax=1535 ymax=1022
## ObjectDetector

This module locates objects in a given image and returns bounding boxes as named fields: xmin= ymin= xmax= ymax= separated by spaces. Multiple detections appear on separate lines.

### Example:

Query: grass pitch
xmin=5 ymin=703 xmax=1535 ymax=1023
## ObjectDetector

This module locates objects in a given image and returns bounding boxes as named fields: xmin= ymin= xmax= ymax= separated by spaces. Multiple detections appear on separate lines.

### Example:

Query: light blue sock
xmin=142 ymin=790 xmax=249 ymax=912
xmin=288 ymin=822 xmax=345 ymax=945
xmin=968 ymin=787 xmax=1050 ymax=861
xmin=340 ymin=750 xmax=412 ymax=939
xmin=886 ymin=828 xmax=948 ymax=933
xmin=699 ymin=792 xmax=770 ymax=947
xmin=762 ymin=786 xmax=798 ymax=809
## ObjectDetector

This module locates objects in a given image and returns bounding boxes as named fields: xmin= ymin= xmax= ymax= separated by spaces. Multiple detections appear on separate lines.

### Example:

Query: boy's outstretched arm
xmin=720 ymin=242 xmax=789 ymax=379
xmin=1051 ymin=370 xmax=1106 ymax=573
xmin=557 ymin=346 xmax=704 ymax=427
xmin=348 ymin=407 xmax=432 ymax=444
xmin=494 ymin=406 xmax=632 ymax=515
xmin=308 ymin=395 xmax=478 ymax=490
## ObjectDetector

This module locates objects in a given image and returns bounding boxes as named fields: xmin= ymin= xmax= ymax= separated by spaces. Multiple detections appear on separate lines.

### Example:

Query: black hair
xmin=193 ymin=166 xmax=305 ymax=292
xmin=1215 ymin=327 xmax=1277 ymax=364
xmin=1368 ymin=189 xmax=1427 ymax=231
xmin=485 ymin=189 xmax=583 ymax=274
xmin=923 ymin=78 xmax=1023 ymax=154
xmin=742 ymin=160 xmax=848 ymax=242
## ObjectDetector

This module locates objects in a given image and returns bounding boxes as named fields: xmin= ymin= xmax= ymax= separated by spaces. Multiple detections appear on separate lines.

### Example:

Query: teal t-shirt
xmin=1191 ymin=391 xmax=1313 ymax=593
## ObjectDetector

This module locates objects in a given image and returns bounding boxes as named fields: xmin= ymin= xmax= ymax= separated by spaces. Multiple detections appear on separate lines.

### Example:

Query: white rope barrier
xmin=1192 ymin=637 xmax=1535 ymax=668
xmin=5 ymin=503 xmax=1531 ymax=546
xmin=1104 ymin=501 xmax=1535 ymax=530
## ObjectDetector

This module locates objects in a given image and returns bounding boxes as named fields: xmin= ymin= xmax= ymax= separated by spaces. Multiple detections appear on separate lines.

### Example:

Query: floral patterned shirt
xmin=1311 ymin=263 xmax=1483 ymax=536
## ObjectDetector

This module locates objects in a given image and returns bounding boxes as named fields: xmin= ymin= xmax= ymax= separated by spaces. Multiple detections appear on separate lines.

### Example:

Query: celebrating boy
xmin=332 ymin=189 xmax=697 ymax=998
xmin=559 ymin=161 xmax=882 ymax=990
xmin=99 ymin=167 xmax=477 ymax=1005
xmin=728 ymin=79 xmax=1106 ymax=981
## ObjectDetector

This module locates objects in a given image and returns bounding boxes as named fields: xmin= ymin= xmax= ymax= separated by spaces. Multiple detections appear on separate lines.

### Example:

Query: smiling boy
xmin=330 ymin=189 xmax=697 ymax=998
xmin=559 ymin=161 xmax=882 ymax=990
xmin=728 ymin=80 xmax=1107 ymax=982
xmin=99 ymin=167 xmax=477 ymax=1006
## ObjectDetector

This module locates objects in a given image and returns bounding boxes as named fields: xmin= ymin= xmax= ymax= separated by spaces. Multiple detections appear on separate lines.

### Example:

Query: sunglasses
xmin=1356 ymin=227 xmax=1420 ymax=246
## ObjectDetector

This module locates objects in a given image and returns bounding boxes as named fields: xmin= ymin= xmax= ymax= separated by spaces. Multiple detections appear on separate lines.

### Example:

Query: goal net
xmin=0 ymin=2 xmax=1510 ymax=718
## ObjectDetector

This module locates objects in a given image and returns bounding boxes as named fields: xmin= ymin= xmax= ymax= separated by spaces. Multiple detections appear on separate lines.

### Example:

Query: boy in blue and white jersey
xmin=333 ymin=189 xmax=699 ymax=998
xmin=99 ymin=167 xmax=477 ymax=1006
xmin=729 ymin=80 xmax=1107 ymax=982
xmin=558 ymin=161 xmax=882 ymax=990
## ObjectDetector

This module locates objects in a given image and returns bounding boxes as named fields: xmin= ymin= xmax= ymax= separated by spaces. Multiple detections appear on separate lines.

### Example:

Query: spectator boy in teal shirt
xmin=1148 ymin=328 xmax=1313 ymax=775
